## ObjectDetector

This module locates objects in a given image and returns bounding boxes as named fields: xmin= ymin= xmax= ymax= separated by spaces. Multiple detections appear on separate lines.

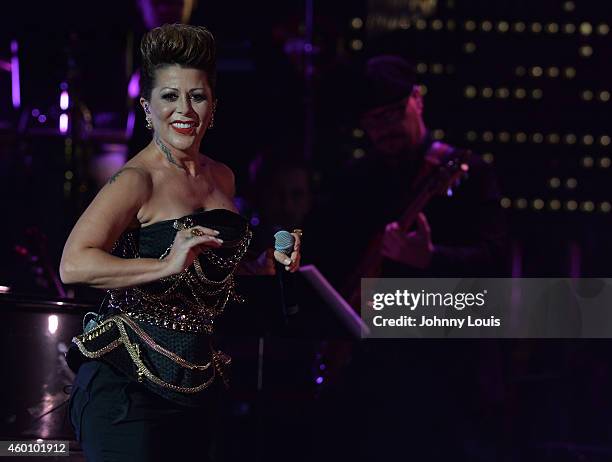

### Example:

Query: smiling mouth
xmin=170 ymin=121 xmax=198 ymax=135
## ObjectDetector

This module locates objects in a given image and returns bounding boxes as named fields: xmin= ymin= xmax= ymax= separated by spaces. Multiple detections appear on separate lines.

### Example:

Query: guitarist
xmin=315 ymin=55 xmax=507 ymax=286
xmin=311 ymin=55 xmax=509 ymax=460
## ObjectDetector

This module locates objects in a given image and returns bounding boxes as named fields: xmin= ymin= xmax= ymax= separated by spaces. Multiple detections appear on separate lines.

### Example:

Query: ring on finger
xmin=190 ymin=228 xmax=205 ymax=237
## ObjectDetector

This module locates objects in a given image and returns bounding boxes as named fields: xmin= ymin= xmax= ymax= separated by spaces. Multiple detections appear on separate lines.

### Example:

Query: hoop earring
xmin=145 ymin=117 xmax=153 ymax=130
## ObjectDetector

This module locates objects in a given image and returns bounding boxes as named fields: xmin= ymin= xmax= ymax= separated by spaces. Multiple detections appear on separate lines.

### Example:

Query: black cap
xmin=362 ymin=55 xmax=417 ymax=111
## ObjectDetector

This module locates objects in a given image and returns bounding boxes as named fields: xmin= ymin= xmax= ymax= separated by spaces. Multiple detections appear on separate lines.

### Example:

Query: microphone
xmin=273 ymin=230 xmax=299 ymax=320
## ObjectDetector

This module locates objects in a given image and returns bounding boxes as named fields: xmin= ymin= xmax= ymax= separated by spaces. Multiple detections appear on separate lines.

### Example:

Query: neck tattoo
xmin=154 ymin=135 xmax=186 ymax=170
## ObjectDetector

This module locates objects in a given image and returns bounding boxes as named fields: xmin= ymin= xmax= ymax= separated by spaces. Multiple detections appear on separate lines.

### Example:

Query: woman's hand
xmin=238 ymin=231 xmax=302 ymax=275
xmin=160 ymin=226 xmax=223 ymax=277
xmin=274 ymin=230 xmax=302 ymax=273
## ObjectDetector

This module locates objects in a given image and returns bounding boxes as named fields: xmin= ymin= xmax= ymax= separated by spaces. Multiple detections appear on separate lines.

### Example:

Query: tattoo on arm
xmin=108 ymin=169 xmax=124 ymax=184
xmin=154 ymin=135 xmax=185 ymax=170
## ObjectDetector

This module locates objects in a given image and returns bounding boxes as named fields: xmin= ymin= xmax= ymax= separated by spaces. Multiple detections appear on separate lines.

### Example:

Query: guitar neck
xmin=397 ymin=188 xmax=434 ymax=232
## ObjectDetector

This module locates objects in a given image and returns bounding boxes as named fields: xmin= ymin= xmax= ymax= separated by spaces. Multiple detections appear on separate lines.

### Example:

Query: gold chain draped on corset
xmin=71 ymin=211 xmax=252 ymax=397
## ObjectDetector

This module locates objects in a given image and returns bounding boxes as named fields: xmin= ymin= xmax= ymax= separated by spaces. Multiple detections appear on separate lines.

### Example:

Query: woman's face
xmin=141 ymin=64 xmax=214 ymax=153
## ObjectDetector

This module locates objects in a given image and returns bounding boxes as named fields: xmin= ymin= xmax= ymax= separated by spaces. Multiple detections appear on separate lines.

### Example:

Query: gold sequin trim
xmin=72 ymin=314 xmax=230 ymax=393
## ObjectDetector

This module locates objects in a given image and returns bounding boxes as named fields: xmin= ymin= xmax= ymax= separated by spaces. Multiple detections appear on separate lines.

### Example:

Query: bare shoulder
xmin=107 ymin=165 xmax=151 ymax=187
xmin=203 ymin=155 xmax=236 ymax=197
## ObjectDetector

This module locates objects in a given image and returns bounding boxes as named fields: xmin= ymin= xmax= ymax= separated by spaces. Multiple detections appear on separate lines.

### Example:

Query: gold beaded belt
xmin=72 ymin=313 xmax=231 ymax=393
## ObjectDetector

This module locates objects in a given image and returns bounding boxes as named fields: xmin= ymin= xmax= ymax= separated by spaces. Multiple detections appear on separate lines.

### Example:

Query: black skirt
xmin=68 ymin=360 xmax=222 ymax=462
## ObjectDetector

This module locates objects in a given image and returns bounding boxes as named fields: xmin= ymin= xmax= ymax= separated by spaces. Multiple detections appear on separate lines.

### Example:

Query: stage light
xmin=515 ymin=132 xmax=527 ymax=143
xmin=514 ymin=88 xmax=527 ymax=99
xmin=531 ymin=66 xmax=543 ymax=77
xmin=350 ymin=39 xmax=363 ymax=51
xmin=482 ymin=131 xmax=494 ymax=142
xmin=60 ymin=90 xmax=69 ymax=110
xmin=600 ymin=157 xmax=611 ymax=167
xmin=353 ymin=148 xmax=365 ymax=159
xmin=417 ymin=62 xmax=427 ymax=74
xmin=128 ymin=72 xmax=140 ymax=99
xmin=64 ymin=171 xmax=73 ymax=180
xmin=38 ymin=114 xmax=47 ymax=123
xmin=446 ymin=19 xmax=456 ymax=30
xmin=10 ymin=40 xmax=20 ymax=109
xmin=531 ymin=22 xmax=543 ymax=33
xmin=581 ymin=201 xmax=594 ymax=212
xmin=581 ymin=90 xmax=594 ymax=101
xmin=432 ymin=129 xmax=445 ymax=139
xmin=563 ymin=1 xmax=575 ymax=12
xmin=513 ymin=22 xmax=526 ymax=33
xmin=547 ymin=133 xmax=560 ymax=144
xmin=48 ymin=315 xmax=59 ymax=335
xmin=500 ymin=197 xmax=511 ymax=208
xmin=432 ymin=19 xmax=443 ymax=30
xmin=352 ymin=128 xmax=364 ymax=138
xmin=564 ymin=134 xmax=577 ymax=144
xmin=465 ymin=20 xmax=476 ymax=31
xmin=599 ymin=91 xmax=610 ymax=102
xmin=431 ymin=63 xmax=443 ymax=74
xmin=563 ymin=23 xmax=576 ymax=34
xmin=547 ymin=67 xmax=560 ymax=78
xmin=496 ymin=87 xmax=510 ymax=98
xmin=482 ymin=87 xmax=493 ymax=98
xmin=516 ymin=198 xmax=528 ymax=209
xmin=59 ymin=114 xmax=69 ymax=134
xmin=481 ymin=20 xmax=493 ymax=32
xmin=351 ymin=17 xmax=364 ymax=29
xmin=582 ymin=156 xmax=594 ymax=168
xmin=482 ymin=153 xmax=494 ymax=163
xmin=600 ymin=202 xmax=611 ymax=213
xmin=600 ymin=135 xmax=611 ymax=146
xmin=564 ymin=67 xmax=576 ymax=78
xmin=497 ymin=21 xmax=509 ymax=33
xmin=463 ymin=42 xmax=476 ymax=53
xmin=415 ymin=19 xmax=427 ymax=30
xmin=516 ymin=66 xmax=526 ymax=77
xmin=399 ymin=18 xmax=410 ymax=29
xmin=549 ymin=177 xmax=561 ymax=188
xmin=550 ymin=200 xmax=561 ymax=210
xmin=566 ymin=200 xmax=578 ymax=211
xmin=583 ymin=134 xmax=594 ymax=145
xmin=579 ymin=22 xmax=592 ymax=35
xmin=466 ymin=131 xmax=477 ymax=141
xmin=597 ymin=23 xmax=610 ymax=35
xmin=546 ymin=23 xmax=559 ymax=34
xmin=566 ymin=178 xmax=577 ymax=189
xmin=532 ymin=89 xmax=543 ymax=99
xmin=532 ymin=133 xmax=544 ymax=143
xmin=464 ymin=86 xmax=477 ymax=98
xmin=419 ymin=84 xmax=428 ymax=95
xmin=579 ymin=45 xmax=593 ymax=57
xmin=533 ymin=199 xmax=544 ymax=210
xmin=498 ymin=131 xmax=510 ymax=143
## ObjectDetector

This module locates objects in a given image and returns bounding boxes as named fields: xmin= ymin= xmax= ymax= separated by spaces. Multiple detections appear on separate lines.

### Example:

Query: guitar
xmin=341 ymin=143 xmax=471 ymax=309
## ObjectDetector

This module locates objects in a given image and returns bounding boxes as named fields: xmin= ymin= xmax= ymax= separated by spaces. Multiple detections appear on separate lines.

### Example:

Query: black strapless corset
xmin=138 ymin=208 xmax=249 ymax=258
xmin=68 ymin=208 xmax=253 ymax=407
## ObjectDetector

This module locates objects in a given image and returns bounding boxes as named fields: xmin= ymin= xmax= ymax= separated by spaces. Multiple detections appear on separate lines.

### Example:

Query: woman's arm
xmin=59 ymin=167 xmax=169 ymax=289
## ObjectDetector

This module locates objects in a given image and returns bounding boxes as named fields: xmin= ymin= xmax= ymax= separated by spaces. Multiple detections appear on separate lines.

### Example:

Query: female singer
xmin=60 ymin=23 xmax=301 ymax=461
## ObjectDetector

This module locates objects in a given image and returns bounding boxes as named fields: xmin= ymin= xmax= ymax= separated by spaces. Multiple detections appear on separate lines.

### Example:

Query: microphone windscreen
xmin=274 ymin=230 xmax=295 ymax=256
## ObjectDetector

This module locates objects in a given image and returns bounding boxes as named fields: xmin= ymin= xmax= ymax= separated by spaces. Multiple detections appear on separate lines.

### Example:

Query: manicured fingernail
xmin=285 ymin=259 xmax=291 ymax=265
xmin=285 ymin=266 xmax=290 ymax=271
xmin=216 ymin=238 xmax=223 ymax=243
xmin=213 ymin=230 xmax=220 ymax=235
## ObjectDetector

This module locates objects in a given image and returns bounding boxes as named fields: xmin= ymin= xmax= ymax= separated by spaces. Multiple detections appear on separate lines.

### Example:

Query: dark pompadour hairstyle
xmin=140 ymin=23 xmax=216 ymax=100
